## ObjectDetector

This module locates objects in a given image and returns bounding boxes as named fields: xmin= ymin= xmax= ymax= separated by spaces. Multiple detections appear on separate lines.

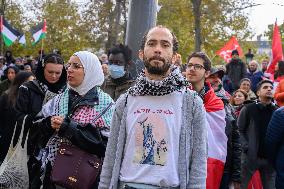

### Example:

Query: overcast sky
xmin=247 ymin=0 xmax=284 ymax=39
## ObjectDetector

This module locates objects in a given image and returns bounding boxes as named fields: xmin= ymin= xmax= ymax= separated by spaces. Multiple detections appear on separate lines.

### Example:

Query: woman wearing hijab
xmin=0 ymin=71 xmax=34 ymax=163
xmin=37 ymin=51 xmax=114 ymax=188
xmin=15 ymin=53 xmax=67 ymax=188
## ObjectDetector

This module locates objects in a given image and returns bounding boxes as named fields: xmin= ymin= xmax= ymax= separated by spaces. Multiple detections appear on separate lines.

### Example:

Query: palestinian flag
xmin=18 ymin=33 xmax=26 ymax=46
xmin=0 ymin=16 xmax=21 ymax=47
xmin=31 ymin=19 xmax=46 ymax=45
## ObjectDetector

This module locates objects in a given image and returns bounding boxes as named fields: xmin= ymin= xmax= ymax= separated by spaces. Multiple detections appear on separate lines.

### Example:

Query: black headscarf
xmin=35 ymin=53 xmax=67 ymax=93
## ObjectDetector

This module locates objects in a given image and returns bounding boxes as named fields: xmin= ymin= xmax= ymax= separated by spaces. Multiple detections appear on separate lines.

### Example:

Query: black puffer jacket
xmin=15 ymin=80 xmax=55 ymax=155
xmin=55 ymin=87 xmax=109 ymax=156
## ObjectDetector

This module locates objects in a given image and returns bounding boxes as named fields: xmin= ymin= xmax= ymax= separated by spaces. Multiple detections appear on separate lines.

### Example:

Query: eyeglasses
xmin=65 ymin=62 xmax=83 ymax=70
xmin=186 ymin=63 xmax=205 ymax=71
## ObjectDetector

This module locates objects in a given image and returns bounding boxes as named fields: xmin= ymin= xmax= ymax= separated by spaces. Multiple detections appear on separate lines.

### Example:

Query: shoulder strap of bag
xmin=3 ymin=115 xmax=28 ymax=162
xmin=92 ymin=102 xmax=114 ymax=124
xmin=12 ymin=115 xmax=28 ymax=148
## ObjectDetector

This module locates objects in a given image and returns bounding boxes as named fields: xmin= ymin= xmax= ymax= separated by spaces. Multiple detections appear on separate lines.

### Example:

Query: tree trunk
xmin=125 ymin=0 xmax=157 ymax=61
xmin=113 ymin=0 xmax=122 ymax=43
xmin=191 ymin=0 xmax=202 ymax=52
xmin=105 ymin=0 xmax=114 ymax=50
xmin=122 ymin=0 xmax=127 ymax=42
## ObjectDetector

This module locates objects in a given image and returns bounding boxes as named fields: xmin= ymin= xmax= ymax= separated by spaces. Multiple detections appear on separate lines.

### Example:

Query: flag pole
xmin=211 ymin=54 xmax=217 ymax=62
xmin=40 ymin=37 xmax=44 ymax=61
xmin=0 ymin=15 xmax=3 ymax=56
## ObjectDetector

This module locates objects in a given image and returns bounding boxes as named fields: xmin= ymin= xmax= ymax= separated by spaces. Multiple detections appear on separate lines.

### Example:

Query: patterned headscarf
xmin=68 ymin=51 xmax=104 ymax=96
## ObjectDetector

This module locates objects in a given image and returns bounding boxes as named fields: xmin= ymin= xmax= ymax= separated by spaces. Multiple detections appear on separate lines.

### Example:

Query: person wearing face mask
xmin=101 ymin=44 xmax=135 ymax=101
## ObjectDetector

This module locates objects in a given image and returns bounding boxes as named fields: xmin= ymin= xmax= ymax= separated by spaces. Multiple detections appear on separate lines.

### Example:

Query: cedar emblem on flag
xmin=31 ymin=19 xmax=46 ymax=45
xmin=216 ymin=36 xmax=243 ymax=63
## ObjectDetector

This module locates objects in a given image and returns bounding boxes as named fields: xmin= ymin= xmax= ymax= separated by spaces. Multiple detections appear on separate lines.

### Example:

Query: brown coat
xmin=101 ymin=76 xmax=135 ymax=101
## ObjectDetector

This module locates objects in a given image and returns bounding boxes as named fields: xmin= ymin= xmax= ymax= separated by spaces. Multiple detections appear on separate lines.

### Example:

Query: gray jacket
xmin=99 ymin=90 xmax=207 ymax=189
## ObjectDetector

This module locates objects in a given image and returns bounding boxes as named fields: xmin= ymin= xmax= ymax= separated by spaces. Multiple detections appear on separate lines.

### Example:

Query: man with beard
xmin=246 ymin=60 xmax=263 ymax=93
xmin=225 ymin=50 xmax=247 ymax=91
xmin=186 ymin=53 xmax=227 ymax=189
xmin=238 ymin=80 xmax=277 ymax=189
xmin=99 ymin=26 xmax=207 ymax=189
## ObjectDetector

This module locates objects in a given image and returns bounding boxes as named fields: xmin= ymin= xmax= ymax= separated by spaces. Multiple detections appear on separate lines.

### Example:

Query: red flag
xmin=266 ymin=22 xmax=283 ymax=74
xmin=42 ymin=19 xmax=47 ymax=33
xmin=216 ymin=36 xmax=243 ymax=63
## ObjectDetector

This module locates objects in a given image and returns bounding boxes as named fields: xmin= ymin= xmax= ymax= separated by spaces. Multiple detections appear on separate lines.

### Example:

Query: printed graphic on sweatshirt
xmin=133 ymin=114 xmax=168 ymax=166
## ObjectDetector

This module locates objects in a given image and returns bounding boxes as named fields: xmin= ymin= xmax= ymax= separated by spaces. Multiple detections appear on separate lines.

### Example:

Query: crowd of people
xmin=0 ymin=25 xmax=283 ymax=189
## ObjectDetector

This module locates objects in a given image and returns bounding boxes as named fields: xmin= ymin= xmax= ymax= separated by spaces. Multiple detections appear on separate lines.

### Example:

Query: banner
xmin=216 ymin=36 xmax=243 ymax=63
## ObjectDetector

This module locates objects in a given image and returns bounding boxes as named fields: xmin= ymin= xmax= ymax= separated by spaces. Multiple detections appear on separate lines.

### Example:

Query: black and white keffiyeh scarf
xmin=128 ymin=66 xmax=188 ymax=96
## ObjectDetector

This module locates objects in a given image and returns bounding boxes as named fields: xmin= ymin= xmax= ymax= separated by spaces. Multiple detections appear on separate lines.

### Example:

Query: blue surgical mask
xmin=109 ymin=65 xmax=125 ymax=79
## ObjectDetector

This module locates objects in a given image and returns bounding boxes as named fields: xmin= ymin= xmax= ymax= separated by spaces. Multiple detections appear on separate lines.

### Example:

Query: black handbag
xmin=51 ymin=102 xmax=113 ymax=189
xmin=51 ymin=143 xmax=102 ymax=189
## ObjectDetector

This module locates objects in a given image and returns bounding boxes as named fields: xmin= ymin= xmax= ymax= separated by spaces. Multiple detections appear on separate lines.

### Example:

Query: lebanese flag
xmin=0 ymin=16 xmax=21 ymax=47
xmin=216 ymin=36 xmax=243 ymax=63
xmin=31 ymin=19 xmax=46 ymax=45
xmin=266 ymin=22 xmax=283 ymax=74
xmin=204 ymin=84 xmax=227 ymax=189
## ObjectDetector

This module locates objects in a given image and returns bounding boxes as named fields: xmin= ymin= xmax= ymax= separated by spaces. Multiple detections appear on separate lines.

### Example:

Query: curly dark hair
xmin=107 ymin=43 xmax=132 ymax=64
xmin=187 ymin=52 xmax=212 ymax=71
xmin=140 ymin=25 xmax=179 ymax=52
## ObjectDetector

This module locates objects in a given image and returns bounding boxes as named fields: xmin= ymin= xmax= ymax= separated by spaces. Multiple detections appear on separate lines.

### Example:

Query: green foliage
xmin=4 ymin=0 xmax=255 ymax=63
xmin=34 ymin=0 xmax=92 ymax=59
xmin=4 ymin=0 xmax=93 ymax=60
xmin=81 ymin=0 xmax=128 ymax=51
xmin=3 ymin=1 xmax=26 ymax=57
xmin=157 ymin=0 xmax=254 ymax=64
xmin=264 ymin=22 xmax=284 ymax=41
